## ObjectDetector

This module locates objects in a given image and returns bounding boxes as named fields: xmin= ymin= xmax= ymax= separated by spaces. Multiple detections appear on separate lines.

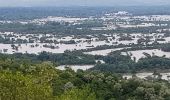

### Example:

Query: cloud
xmin=0 ymin=0 xmax=169 ymax=7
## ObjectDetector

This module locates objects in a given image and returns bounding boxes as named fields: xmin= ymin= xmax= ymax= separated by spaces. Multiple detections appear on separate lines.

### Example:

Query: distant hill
xmin=0 ymin=6 xmax=170 ymax=20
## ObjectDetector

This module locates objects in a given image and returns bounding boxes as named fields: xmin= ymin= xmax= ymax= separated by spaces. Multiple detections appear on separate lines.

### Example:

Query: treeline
xmin=0 ymin=21 xmax=170 ymax=35
xmin=0 ymin=22 xmax=111 ymax=35
xmin=161 ymin=43 xmax=170 ymax=52
xmin=37 ymin=51 xmax=95 ymax=65
xmin=91 ymin=52 xmax=170 ymax=73
xmin=0 ymin=51 xmax=96 ymax=65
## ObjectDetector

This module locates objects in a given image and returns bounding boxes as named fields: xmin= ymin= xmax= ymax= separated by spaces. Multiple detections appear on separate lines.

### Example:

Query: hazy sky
xmin=0 ymin=0 xmax=170 ymax=7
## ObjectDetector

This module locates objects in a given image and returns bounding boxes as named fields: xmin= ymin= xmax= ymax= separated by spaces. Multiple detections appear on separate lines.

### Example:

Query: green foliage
xmin=136 ymin=56 xmax=170 ymax=70
xmin=0 ymin=51 xmax=96 ymax=66
xmin=37 ymin=51 xmax=96 ymax=65
xmin=91 ymin=53 xmax=170 ymax=73
xmin=0 ymin=54 xmax=170 ymax=100
xmin=56 ymin=87 xmax=96 ymax=100
xmin=0 ymin=71 xmax=53 ymax=100
xmin=161 ymin=43 xmax=170 ymax=52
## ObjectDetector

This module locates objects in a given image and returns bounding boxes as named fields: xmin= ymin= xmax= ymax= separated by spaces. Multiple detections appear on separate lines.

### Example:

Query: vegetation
xmin=91 ymin=52 xmax=170 ymax=73
xmin=0 ymin=51 xmax=96 ymax=65
xmin=2 ymin=48 xmax=170 ymax=73
xmin=0 ymin=56 xmax=170 ymax=100
xmin=161 ymin=43 xmax=170 ymax=52
xmin=1 ymin=6 xmax=170 ymax=100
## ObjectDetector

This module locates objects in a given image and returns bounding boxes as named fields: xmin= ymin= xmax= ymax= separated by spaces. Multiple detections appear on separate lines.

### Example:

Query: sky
xmin=0 ymin=0 xmax=170 ymax=7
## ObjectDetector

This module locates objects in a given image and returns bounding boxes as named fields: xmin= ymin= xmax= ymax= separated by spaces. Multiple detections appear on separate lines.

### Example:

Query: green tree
xmin=0 ymin=71 xmax=54 ymax=100
xmin=56 ymin=87 xmax=96 ymax=100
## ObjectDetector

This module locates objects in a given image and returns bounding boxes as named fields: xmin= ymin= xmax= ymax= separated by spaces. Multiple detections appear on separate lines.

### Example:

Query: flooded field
xmin=84 ymin=48 xmax=125 ymax=56
xmin=0 ymin=31 xmax=170 ymax=55
xmin=56 ymin=65 xmax=94 ymax=71
xmin=122 ymin=49 xmax=170 ymax=61
xmin=123 ymin=72 xmax=170 ymax=81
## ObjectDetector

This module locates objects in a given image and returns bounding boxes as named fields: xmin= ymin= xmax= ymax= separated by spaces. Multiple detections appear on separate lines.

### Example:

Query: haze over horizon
xmin=0 ymin=0 xmax=170 ymax=7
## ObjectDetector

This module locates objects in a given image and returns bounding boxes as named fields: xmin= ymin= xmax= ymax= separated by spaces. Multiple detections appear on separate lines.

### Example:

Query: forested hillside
xmin=0 ymin=56 xmax=170 ymax=100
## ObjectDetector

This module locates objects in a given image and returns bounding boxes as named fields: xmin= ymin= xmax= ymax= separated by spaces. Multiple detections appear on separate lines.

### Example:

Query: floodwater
xmin=84 ymin=48 xmax=125 ymax=56
xmin=123 ymin=72 xmax=170 ymax=81
xmin=56 ymin=65 xmax=94 ymax=71
xmin=122 ymin=49 xmax=170 ymax=61
xmin=1 ymin=32 xmax=170 ymax=55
